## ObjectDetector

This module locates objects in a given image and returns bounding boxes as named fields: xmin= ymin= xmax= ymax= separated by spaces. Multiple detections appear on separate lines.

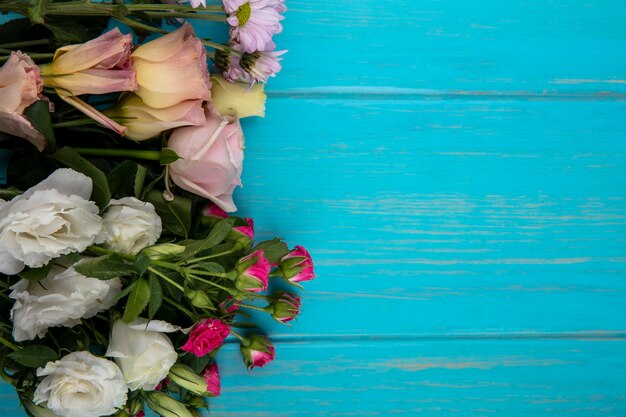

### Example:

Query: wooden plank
xmin=0 ymin=339 xmax=623 ymax=416
xmin=235 ymin=98 xmax=626 ymax=337
xmin=208 ymin=339 xmax=626 ymax=416
xmin=270 ymin=0 xmax=626 ymax=94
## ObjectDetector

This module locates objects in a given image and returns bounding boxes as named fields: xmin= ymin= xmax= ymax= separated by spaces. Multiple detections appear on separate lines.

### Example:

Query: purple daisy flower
xmin=223 ymin=0 xmax=284 ymax=53
xmin=215 ymin=45 xmax=286 ymax=85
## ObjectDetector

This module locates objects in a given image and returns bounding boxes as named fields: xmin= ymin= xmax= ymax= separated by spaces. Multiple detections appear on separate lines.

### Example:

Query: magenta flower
xmin=235 ymin=250 xmax=270 ymax=293
xmin=271 ymin=292 xmax=301 ymax=324
xmin=181 ymin=318 xmax=230 ymax=357
xmin=279 ymin=246 xmax=315 ymax=284
xmin=233 ymin=218 xmax=254 ymax=240
xmin=202 ymin=203 xmax=229 ymax=219
xmin=223 ymin=0 xmax=284 ymax=53
xmin=202 ymin=363 xmax=221 ymax=396
xmin=240 ymin=334 xmax=275 ymax=369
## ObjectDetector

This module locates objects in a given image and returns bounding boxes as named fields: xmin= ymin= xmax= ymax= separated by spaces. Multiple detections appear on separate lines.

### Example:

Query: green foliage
xmin=123 ymin=277 xmax=151 ymax=323
xmin=8 ymin=345 xmax=58 ymax=368
xmin=145 ymin=189 xmax=192 ymax=238
xmin=74 ymin=253 xmax=135 ymax=280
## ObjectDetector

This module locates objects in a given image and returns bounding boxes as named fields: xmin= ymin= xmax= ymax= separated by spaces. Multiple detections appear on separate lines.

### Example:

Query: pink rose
xmin=271 ymin=292 xmax=301 ymax=324
xmin=132 ymin=22 xmax=211 ymax=109
xmin=235 ymin=250 xmax=270 ymax=293
xmin=233 ymin=218 xmax=254 ymax=240
xmin=240 ymin=334 xmax=275 ymax=369
xmin=40 ymin=27 xmax=136 ymax=135
xmin=181 ymin=318 xmax=230 ymax=357
xmin=280 ymin=246 xmax=315 ymax=284
xmin=202 ymin=203 xmax=228 ymax=219
xmin=168 ymin=108 xmax=244 ymax=212
xmin=0 ymin=52 xmax=47 ymax=151
xmin=202 ymin=362 xmax=221 ymax=396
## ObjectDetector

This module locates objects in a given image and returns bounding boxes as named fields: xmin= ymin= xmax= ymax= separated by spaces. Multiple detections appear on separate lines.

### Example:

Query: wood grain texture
xmin=1 ymin=0 xmax=626 ymax=415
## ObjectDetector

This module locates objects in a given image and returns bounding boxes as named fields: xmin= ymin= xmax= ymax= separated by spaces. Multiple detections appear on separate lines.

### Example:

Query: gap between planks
xmin=267 ymin=88 xmax=626 ymax=101
xmin=222 ymin=331 xmax=626 ymax=344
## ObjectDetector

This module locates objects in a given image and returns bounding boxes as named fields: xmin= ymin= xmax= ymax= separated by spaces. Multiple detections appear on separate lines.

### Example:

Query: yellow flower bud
xmin=210 ymin=74 xmax=266 ymax=118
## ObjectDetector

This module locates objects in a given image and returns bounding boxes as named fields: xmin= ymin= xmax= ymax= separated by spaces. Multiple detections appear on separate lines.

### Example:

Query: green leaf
xmin=28 ymin=0 xmax=49 ymax=24
xmin=253 ymin=238 xmax=290 ymax=265
xmin=148 ymin=273 xmax=163 ymax=319
xmin=182 ymin=218 xmax=234 ymax=258
xmin=18 ymin=262 xmax=53 ymax=282
xmin=123 ymin=277 xmax=151 ymax=323
xmin=134 ymin=164 xmax=147 ymax=198
xmin=9 ymin=345 xmax=58 ymax=368
xmin=23 ymin=101 xmax=55 ymax=151
xmin=74 ymin=253 xmax=135 ymax=280
xmin=194 ymin=262 xmax=225 ymax=274
xmin=108 ymin=160 xmax=138 ymax=199
xmin=51 ymin=147 xmax=111 ymax=209
xmin=159 ymin=148 xmax=181 ymax=165
xmin=43 ymin=20 xmax=87 ymax=44
xmin=145 ymin=189 xmax=191 ymax=238
xmin=110 ymin=280 xmax=136 ymax=305
xmin=134 ymin=253 xmax=151 ymax=276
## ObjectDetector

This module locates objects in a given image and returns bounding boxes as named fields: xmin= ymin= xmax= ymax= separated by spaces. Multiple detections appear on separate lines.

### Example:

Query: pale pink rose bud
xmin=202 ymin=363 xmax=221 ymax=396
xmin=279 ymin=245 xmax=315 ymax=284
xmin=41 ymin=27 xmax=136 ymax=96
xmin=0 ymin=51 xmax=47 ymax=151
xmin=40 ymin=27 xmax=136 ymax=135
xmin=181 ymin=318 xmax=230 ymax=357
xmin=168 ymin=108 xmax=244 ymax=212
xmin=240 ymin=334 xmax=275 ymax=369
xmin=132 ymin=22 xmax=211 ymax=109
xmin=105 ymin=94 xmax=205 ymax=141
xmin=235 ymin=249 xmax=270 ymax=293
xmin=271 ymin=292 xmax=301 ymax=324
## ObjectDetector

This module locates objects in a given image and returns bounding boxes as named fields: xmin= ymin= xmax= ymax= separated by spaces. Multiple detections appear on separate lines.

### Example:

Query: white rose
xmin=10 ymin=260 xmax=122 ymax=342
xmin=0 ymin=168 xmax=103 ymax=275
xmin=34 ymin=351 xmax=127 ymax=417
xmin=102 ymin=197 xmax=162 ymax=255
xmin=105 ymin=319 xmax=178 ymax=391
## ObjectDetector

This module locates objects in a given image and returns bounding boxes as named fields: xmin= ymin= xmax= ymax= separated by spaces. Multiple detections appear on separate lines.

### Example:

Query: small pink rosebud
xmin=279 ymin=246 xmax=315 ymax=284
xmin=240 ymin=334 xmax=275 ymax=369
xmin=235 ymin=250 xmax=270 ymax=293
xmin=135 ymin=411 xmax=145 ymax=417
xmin=181 ymin=318 xmax=230 ymax=357
xmin=0 ymin=51 xmax=47 ymax=151
xmin=202 ymin=362 xmax=221 ymax=396
xmin=233 ymin=218 xmax=254 ymax=240
xmin=202 ymin=203 xmax=229 ymax=219
xmin=271 ymin=292 xmax=301 ymax=324
xmin=168 ymin=108 xmax=244 ymax=212
xmin=219 ymin=296 xmax=240 ymax=313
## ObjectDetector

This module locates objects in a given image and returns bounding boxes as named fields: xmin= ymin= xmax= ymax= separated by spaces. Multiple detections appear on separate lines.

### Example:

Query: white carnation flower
xmin=105 ymin=318 xmax=178 ymax=391
xmin=0 ymin=169 xmax=104 ymax=275
xmin=34 ymin=351 xmax=127 ymax=417
xmin=10 ymin=260 xmax=122 ymax=342
xmin=102 ymin=197 xmax=162 ymax=255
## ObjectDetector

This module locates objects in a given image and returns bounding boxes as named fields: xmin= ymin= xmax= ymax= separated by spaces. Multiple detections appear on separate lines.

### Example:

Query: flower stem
xmin=52 ymin=119 xmax=97 ymax=128
xmin=187 ymin=274 xmax=231 ymax=292
xmin=229 ymin=328 xmax=246 ymax=343
xmin=74 ymin=147 xmax=161 ymax=161
xmin=0 ymin=39 xmax=49 ymax=48
xmin=240 ymin=303 xmax=270 ymax=313
xmin=143 ymin=11 xmax=227 ymax=22
xmin=163 ymin=295 xmax=198 ymax=320
xmin=149 ymin=267 xmax=185 ymax=292
xmin=0 ymin=335 xmax=20 ymax=352
xmin=185 ymin=248 xmax=238 ymax=265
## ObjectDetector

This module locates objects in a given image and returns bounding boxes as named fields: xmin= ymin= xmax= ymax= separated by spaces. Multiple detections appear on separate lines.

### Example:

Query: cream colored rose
xmin=10 ymin=260 xmax=122 ymax=342
xmin=34 ymin=351 xmax=127 ymax=417
xmin=105 ymin=319 xmax=178 ymax=391
xmin=102 ymin=197 xmax=162 ymax=254
xmin=210 ymin=74 xmax=266 ymax=118
xmin=0 ymin=169 xmax=104 ymax=275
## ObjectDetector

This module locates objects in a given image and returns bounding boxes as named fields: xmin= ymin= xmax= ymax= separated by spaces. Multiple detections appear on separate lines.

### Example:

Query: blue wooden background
xmin=3 ymin=1 xmax=626 ymax=416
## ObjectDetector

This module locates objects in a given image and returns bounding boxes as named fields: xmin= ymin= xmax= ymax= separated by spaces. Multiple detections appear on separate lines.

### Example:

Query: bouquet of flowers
xmin=0 ymin=1 xmax=314 ymax=416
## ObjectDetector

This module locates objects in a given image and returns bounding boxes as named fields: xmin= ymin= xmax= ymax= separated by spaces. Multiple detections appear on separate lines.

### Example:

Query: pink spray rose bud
xmin=181 ymin=318 xmax=230 ymax=357
xmin=202 ymin=362 xmax=221 ymax=396
xmin=39 ymin=27 xmax=136 ymax=135
xmin=132 ymin=22 xmax=211 ymax=109
xmin=168 ymin=108 xmax=244 ymax=212
xmin=225 ymin=217 xmax=254 ymax=251
xmin=233 ymin=218 xmax=254 ymax=240
xmin=0 ymin=51 xmax=47 ymax=151
xmin=240 ymin=334 xmax=276 ymax=369
xmin=235 ymin=250 xmax=270 ymax=293
xmin=271 ymin=291 xmax=301 ymax=324
xmin=105 ymin=94 xmax=205 ymax=141
xmin=279 ymin=246 xmax=315 ymax=285
xmin=202 ymin=203 xmax=229 ymax=219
